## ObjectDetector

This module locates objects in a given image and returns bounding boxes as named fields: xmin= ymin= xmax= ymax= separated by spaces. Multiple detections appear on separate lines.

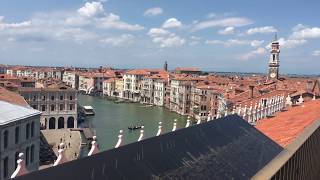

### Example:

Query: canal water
xmin=78 ymin=95 xmax=187 ymax=150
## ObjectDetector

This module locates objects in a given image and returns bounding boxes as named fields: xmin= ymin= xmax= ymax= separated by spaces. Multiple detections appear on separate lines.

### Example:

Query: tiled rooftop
xmin=0 ymin=87 xmax=29 ymax=106
xmin=256 ymin=100 xmax=320 ymax=147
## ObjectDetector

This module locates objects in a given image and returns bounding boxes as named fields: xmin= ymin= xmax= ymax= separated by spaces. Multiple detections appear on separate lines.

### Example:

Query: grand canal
xmin=78 ymin=95 xmax=187 ymax=150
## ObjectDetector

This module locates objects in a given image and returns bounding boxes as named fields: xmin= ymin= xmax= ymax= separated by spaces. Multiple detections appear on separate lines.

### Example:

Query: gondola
xmin=128 ymin=125 xmax=142 ymax=130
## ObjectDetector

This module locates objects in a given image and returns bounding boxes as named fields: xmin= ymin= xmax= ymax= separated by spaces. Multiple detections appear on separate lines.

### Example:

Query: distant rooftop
xmin=256 ymin=100 xmax=320 ymax=147
xmin=0 ymin=87 xmax=29 ymax=106
xmin=0 ymin=100 xmax=41 ymax=126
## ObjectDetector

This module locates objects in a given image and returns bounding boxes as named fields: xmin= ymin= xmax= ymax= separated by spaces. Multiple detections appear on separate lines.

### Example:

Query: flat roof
xmin=83 ymin=106 xmax=93 ymax=110
xmin=0 ymin=100 xmax=41 ymax=126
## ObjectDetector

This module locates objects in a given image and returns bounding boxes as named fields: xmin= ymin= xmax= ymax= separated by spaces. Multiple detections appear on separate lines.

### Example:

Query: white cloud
xmin=265 ymin=38 xmax=307 ymax=49
xmin=290 ymin=26 xmax=320 ymax=39
xmin=218 ymin=27 xmax=234 ymax=35
xmin=312 ymin=50 xmax=320 ymax=56
xmin=144 ymin=7 xmax=163 ymax=17
xmin=148 ymin=28 xmax=170 ymax=37
xmin=192 ymin=17 xmax=253 ymax=31
xmin=0 ymin=16 xmax=31 ymax=30
xmin=239 ymin=47 xmax=266 ymax=60
xmin=78 ymin=1 xmax=104 ymax=17
xmin=147 ymin=28 xmax=185 ymax=48
xmin=100 ymin=34 xmax=134 ymax=46
xmin=162 ymin=18 xmax=182 ymax=29
xmin=98 ymin=13 xmax=144 ymax=30
xmin=189 ymin=36 xmax=201 ymax=46
xmin=250 ymin=40 xmax=264 ymax=47
xmin=246 ymin=26 xmax=277 ymax=35
xmin=206 ymin=39 xmax=264 ymax=47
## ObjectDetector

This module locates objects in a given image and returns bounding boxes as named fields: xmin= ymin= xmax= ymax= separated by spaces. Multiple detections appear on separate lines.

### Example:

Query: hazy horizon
xmin=0 ymin=0 xmax=319 ymax=74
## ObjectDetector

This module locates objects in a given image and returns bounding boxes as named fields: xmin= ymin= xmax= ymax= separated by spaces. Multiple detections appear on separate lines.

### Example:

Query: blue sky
xmin=0 ymin=0 xmax=319 ymax=74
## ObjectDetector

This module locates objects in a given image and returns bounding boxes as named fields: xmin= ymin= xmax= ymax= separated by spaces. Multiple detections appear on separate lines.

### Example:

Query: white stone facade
xmin=0 ymin=102 xmax=41 ymax=180
xmin=19 ymin=88 xmax=78 ymax=130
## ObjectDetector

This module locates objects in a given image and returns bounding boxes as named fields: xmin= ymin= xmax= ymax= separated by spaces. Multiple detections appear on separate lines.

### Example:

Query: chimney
xmin=249 ymin=85 xmax=254 ymax=99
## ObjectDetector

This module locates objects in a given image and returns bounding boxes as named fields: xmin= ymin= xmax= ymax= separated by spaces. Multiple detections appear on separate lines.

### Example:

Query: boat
xmin=128 ymin=125 xmax=143 ymax=130
xmin=82 ymin=106 xmax=95 ymax=116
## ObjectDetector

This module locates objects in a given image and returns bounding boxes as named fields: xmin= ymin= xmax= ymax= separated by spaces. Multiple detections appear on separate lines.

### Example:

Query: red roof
xmin=256 ymin=100 xmax=320 ymax=147
xmin=0 ymin=87 xmax=28 ymax=106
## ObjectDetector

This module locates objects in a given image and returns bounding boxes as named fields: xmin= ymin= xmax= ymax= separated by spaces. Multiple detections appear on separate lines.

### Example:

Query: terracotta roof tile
xmin=0 ymin=87 xmax=28 ymax=106
xmin=256 ymin=100 xmax=320 ymax=147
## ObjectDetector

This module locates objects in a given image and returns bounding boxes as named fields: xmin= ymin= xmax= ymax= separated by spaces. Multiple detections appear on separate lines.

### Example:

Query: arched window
xmin=58 ymin=117 xmax=64 ymax=129
xmin=26 ymin=147 xmax=30 ymax=165
xmin=31 ymin=145 xmax=35 ymax=163
xmin=49 ymin=117 xmax=56 ymax=129
xmin=3 ymin=157 xmax=8 ymax=178
xmin=15 ymin=126 xmax=20 ymax=144
xmin=31 ymin=122 xmax=35 ymax=137
xmin=67 ymin=117 xmax=75 ymax=128
xmin=3 ymin=130 xmax=8 ymax=149
xmin=26 ymin=123 xmax=30 ymax=139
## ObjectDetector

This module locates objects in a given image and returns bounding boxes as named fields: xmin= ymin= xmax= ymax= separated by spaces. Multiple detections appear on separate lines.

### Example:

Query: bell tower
xmin=268 ymin=34 xmax=280 ymax=80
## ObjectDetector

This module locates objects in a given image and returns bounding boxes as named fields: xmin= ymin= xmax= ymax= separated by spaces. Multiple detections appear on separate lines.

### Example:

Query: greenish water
xmin=78 ymin=95 xmax=187 ymax=150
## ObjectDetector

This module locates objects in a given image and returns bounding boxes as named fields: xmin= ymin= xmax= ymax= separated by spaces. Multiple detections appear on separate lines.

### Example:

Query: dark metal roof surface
xmin=16 ymin=115 xmax=282 ymax=180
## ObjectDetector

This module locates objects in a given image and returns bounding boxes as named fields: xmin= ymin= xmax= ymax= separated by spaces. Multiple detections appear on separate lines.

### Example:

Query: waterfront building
xmin=0 ymin=100 xmax=41 ymax=180
xmin=78 ymin=73 xmax=95 ymax=94
xmin=140 ymin=76 xmax=154 ymax=104
xmin=123 ymin=69 xmax=165 ymax=102
xmin=190 ymin=84 xmax=223 ymax=121
xmin=169 ymin=76 xmax=203 ymax=115
xmin=62 ymin=71 xmax=79 ymax=90
xmin=153 ymin=76 xmax=169 ymax=106
xmin=140 ymin=73 xmax=169 ymax=106
xmin=114 ymin=78 xmax=124 ymax=98
xmin=102 ymin=78 xmax=116 ymax=97
xmin=18 ymin=84 xmax=77 ymax=130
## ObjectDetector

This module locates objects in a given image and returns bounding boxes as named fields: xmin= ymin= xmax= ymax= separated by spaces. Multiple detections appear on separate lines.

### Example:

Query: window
xmin=32 ymin=105 xmax=37 ymax=110
xmin=273 ymin=54 xmax=276 ymax=61
xmin=26 ymin=147 xmax=30 ymax=165
xmin=51 ymin=105 xmax=55 ymax=111
xmin=51 ymin=95 xmax=55 ymax=101
xmin=31 ymin=145 xmax=35 ymax=163
xmin=69 ymin=104 xmax=74 ymax=110
xmin=60 ymin=95 xmax=64 ymax=100
xmin=3 ymin=130 xmax=8 ymax=149
xmin=69 ymin=95 xmax=73 ymax=100
xmin=60 ymin=104 xmax=64 ymax=111
xmin=26 ymin=123 xmax=30 ymax=139
xmin=42 ymin=95 xmax=46 ymax=101
xmin=15 ymin=126 xmax=20 ymax=144
xmin=41 ymin=105 xmax=46 ymax=111
xmin=31 ymin=122 xmax=35 ymax=137
xmin=3 ymin=157 xmax=8 ymax=178
xmin=32 ymin=95 xmax=37 ymax=101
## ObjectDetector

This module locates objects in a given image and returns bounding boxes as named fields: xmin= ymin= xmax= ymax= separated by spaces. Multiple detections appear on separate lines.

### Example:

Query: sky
xmin=0 ymin=0 xmax=319 ymax=74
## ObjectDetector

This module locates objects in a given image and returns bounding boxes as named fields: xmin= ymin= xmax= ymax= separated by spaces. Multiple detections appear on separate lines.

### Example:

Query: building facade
xmin=19 ymin=86 xmax=77 ymax=130
xmin=0 ymin=101 xmax=41 ymax=180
